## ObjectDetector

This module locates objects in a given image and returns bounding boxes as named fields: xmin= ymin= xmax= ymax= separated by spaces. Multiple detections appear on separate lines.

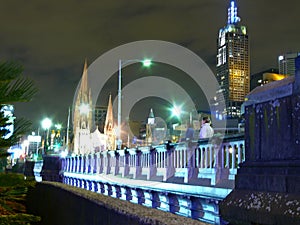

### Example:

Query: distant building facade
xmin=278 ymin=52 xmax=300 ymax=76
xmin=250 ymin=68 xmax=288 ymax=91
xmin=214 ymin=0 xmax=250 ymax=119
xmin=94 ymin=105 xmax=107 ymax=132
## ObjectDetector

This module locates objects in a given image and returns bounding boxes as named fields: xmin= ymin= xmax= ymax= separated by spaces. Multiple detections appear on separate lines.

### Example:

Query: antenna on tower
xmin=227 ymin=0 xmax=241 ymax=25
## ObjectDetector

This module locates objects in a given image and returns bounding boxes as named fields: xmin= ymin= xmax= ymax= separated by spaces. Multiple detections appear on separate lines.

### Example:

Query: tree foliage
xmin=0 ymin=61 xmax=38 ymax=152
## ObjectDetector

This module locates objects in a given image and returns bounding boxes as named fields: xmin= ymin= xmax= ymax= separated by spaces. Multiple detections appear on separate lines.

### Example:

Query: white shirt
xmin=199 ymin=123 xmax=214 ymax=139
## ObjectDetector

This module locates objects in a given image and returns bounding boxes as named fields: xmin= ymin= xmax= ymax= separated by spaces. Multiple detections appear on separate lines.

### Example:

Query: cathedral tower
xmin=73 ymin=60 xmax=93 ymax=154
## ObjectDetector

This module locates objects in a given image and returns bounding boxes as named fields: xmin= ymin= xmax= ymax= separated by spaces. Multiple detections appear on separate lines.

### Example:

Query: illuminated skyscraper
xmin=215 ymin=0 xmax=250 ymax=118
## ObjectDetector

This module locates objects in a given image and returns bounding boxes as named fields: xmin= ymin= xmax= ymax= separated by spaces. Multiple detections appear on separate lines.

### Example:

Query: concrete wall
xmin=26 ymin=182 xmax=207 ymax=225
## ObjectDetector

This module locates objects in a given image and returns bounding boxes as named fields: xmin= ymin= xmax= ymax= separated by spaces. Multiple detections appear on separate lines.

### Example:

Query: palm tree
xmin=0 ymin=61 xmax=38 ymax=156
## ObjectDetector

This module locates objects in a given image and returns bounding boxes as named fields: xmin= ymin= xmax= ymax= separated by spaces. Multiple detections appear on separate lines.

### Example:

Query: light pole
xmin=117 ymin=59 xmax=152 ymax=149
xmin=41 ymin=117 xmax=52 ymax=155
xmin=170 ymin=104 xmax=183 ymax=142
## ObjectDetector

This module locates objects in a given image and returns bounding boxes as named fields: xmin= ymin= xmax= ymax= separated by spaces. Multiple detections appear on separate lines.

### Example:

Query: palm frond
xmin=0 ymin=61 xmax=23 ymax=82
xmin=0 ymin=76 xmax=38 ymax=104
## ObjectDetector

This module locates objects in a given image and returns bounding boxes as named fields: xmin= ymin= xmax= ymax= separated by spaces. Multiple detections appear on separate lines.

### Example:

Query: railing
xmin=62 ymin=134 xmax=245 ymax=186
xmin=59 ymin=134 xmax=245 ymax=224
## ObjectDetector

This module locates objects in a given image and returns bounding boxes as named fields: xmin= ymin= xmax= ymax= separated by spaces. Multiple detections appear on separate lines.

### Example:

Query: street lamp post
xmin=41 ymin=118 xmax=52 ymax=155
xmin=170 ymin=104 xmax=184 ymax=142
xmin=117 ymin=59 xmax=152 ymax=149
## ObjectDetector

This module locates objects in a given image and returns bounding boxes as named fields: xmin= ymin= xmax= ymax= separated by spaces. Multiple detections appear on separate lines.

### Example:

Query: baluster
xmin=99 ymin=152 xmax=104 ymax=174
xmin=65 ymin=157 xmax=69 ymax=172
xmin=166 ymin=150 xmax=169 ymax=168
xmin=70 ymin=157 xmax=73 ymax=172
xmin=204 ymin=147 xmax=208 ymax=168
xmin=195 ymin=148 xmax=199 ymax=168
xmin=158 ymin=152 xmax=161 ymax=168
xmin=173 ymin=149 xmax=176 ymax=169
xmin=183 ymin=148 xmax=186 ymax=168
xmin=123 ymin=150 xmax=130 ymax=177
xmin=94 ymin=153 xmax=98 ymax=174
xmin=89 ymin=154 xmax=92 ymax=173
xmin=209 ymin=145 xmax=213 ymax=168
xmin=68 ymin=157 xmax=72 ymax=172
xmin=176 ymin=150 xmax=179 ymax=168
xmin=233 ymin=145 xmax=237 ymax=169
xmin=221 ymin=145 xmax=225 ymax=168
xmin=81 ymin=155 xmax=84 ymax=173
xmin=199 ymin=147 xmax=203 ymax=168
xmin=85 ymin=154 xmax=89 ymax=173
xmin=114 ymin=151 xmax=120 ymax=176
xmin=226 ymin=145 xmax=230 ymax=168
xmin=237 ymin=143 xmax=242 ymax=165
xmin=242 ymin=143 xmax=246 ymax=162
xmin=106 ymin=152 xmax=111 ymax=174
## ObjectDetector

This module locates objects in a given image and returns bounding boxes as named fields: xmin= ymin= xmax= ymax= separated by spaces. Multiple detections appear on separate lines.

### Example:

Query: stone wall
xmin=236 ymin=94 xmax=300 ymax=193
xmin=245 ymin=94 xmax=300 ymax=162
xmin=219 ymin=76 xmax=300 ymax=225
xmin=26 ymin=182 xmax=207 ymax=225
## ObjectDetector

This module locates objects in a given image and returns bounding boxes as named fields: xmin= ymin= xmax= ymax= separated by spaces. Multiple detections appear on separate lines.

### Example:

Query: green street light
xmin=55 ymin=124 xmax=62 ymax=130
xmin=41 ymin=118 xmax=52 ymax=130
xmin=41 ymin=117 xmax=52 ymax=154
xmin=171 ymin=104 xmax=182 ymax=118
xmin=142 ymin=59 xmax=152 ymax=67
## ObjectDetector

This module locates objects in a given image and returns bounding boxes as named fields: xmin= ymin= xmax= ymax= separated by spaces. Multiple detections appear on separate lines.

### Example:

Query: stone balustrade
xmin=59 ymin=134 xmax=244 ymax=224
xmin=62 ymin=134 xmax=245 ymax=187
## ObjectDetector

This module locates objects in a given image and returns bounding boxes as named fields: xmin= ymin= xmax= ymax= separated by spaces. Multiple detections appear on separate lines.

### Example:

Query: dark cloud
xmin=0 ymin=0 xmax=299 ymax=129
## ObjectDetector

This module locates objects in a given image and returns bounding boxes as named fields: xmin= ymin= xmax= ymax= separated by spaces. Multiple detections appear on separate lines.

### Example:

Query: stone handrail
xmin=62 ymin=134 xmax=245 ymax=186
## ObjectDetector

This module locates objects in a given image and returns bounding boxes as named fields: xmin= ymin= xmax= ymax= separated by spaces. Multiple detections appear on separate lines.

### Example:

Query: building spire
xmin=148 ymin=108 xmax=154 ymax=119
xmin=80 ymin=59 xmax=88 ymax=93
xmin=147 ymin=108 xmax=155 ymax=125
xmin=104 ymin=94 xmax=113 ymax=134
xmin=227 ymin=0 xmax=240 ymax=25
xmin=104 ymin=94 xmax=116 ymax=150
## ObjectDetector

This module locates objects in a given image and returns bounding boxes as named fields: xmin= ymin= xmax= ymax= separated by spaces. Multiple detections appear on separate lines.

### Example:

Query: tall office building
xmin=215 ymin=0 xmax=250 ymax=118
xmin=278 ymin=52 xmax=300 ymax=76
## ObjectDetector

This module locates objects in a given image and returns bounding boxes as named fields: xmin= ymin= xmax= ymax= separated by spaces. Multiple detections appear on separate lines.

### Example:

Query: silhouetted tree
xmin=0 ymin=61 xmax=38 ymax=157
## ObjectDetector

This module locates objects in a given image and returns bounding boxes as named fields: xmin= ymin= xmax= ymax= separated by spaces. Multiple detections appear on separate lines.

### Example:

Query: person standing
xmin=199 ymin=117 xmax=214 ymax=139
xmin=185 ymin=122 xmax=195 ymax=141
xmin=199 ymin=116 xmax=214 ymax=168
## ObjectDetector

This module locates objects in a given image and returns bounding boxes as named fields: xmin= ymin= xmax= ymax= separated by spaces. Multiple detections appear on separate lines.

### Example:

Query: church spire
xmin=227 ymin=0 xmax=240 ymax=25
xmin=73 ymin=59 xmax=93 ymax=154
xmin=79 ymin=59 xmax=89 ymax=94
xmin=104 ymin=94 xmax=114 ymax=135
xmin=104 ymin=94 xmax=116 ymax=150
xmin=147 ymin=108 xmax=155 ymax=125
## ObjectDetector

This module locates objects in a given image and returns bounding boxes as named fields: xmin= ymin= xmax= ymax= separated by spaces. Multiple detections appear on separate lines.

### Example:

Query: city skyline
xmin=1 ymin=0 xmax=299 ymax=129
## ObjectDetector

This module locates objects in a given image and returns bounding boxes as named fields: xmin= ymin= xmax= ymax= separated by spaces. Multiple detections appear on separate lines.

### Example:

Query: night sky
xmin=1 ymin=0 xmax=300 ymax=130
